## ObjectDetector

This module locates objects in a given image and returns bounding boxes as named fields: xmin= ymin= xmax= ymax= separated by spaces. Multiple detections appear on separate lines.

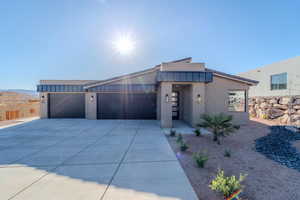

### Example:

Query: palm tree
xmin=198 ymin=113 xmax=240 ymax=144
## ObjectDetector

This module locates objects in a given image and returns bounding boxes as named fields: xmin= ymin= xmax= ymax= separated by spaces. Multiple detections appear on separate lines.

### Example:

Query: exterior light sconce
xmin=165 ymin=94 xmax=169 ymax=103
xmin=40 ymin=95 xmax=45 ymax=103
xmin=196 ymin=94 xmax=202 ymax=104
xmin=90 ymin=95 xmax=95 ymax=102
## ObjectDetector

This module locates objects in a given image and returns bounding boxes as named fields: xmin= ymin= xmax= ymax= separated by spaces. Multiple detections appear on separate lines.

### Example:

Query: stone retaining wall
xmin=249 ymin=96 xmax=300 ymax=126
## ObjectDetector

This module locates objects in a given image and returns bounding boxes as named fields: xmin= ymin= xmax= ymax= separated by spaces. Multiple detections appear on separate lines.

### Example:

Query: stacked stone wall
xmin=249 ymin=96 xmax=300 ymax=126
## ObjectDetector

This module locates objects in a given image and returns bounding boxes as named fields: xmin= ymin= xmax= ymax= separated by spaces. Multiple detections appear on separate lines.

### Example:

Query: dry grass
xmin=167 ymin=119 xmax=300 ymax=200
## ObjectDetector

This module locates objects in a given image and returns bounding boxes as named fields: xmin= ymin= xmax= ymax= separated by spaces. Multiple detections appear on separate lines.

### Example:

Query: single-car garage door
xmin=48 ymin=93 xmax=85 ymax=118
xmin=97 ymin=93 xmax=156 ymax=119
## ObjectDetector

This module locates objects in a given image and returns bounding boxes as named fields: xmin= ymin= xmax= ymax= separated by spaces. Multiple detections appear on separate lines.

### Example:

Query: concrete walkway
xmin=0 ymin=119 xmax=198 ymax=200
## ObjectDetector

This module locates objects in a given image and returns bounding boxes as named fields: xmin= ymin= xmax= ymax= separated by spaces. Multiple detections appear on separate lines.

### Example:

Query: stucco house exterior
xmin=239 ymin=56 xmax=300 ymax=97
xmin=37 ymin=57 xmax=257 ymax=128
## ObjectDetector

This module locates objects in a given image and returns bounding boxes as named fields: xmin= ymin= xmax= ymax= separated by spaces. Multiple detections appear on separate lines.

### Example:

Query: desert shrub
xmin=224 ymin=149 xmax=231 ymax=157
xmin=170 ymin=129 xmax=176 ymax=137
xmin=180 ymin=141 xmax=189 ymax=151
xmin=198 ymin=113 xmax=240 ymax=145
xmin=193 ymin=151 xmax=208 ymax=168
xmin=209 ymin=170 xmax=246 ymax=198
xmin=176 ymin=133 xmax=183 ymax=143
xmin=194 ymin=129 xmax=202 ymax=137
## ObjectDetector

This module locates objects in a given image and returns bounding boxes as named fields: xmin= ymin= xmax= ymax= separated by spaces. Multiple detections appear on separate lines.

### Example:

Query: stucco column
xmin=40 ymin=93 xmax=48 ymax=119
xmin=191 ymin=83 xmax=205 ymax=127
xmin=85 ymin=93 xmax=97 ymax=120
xmin=160 ymin=82 xmax=172 ymax=128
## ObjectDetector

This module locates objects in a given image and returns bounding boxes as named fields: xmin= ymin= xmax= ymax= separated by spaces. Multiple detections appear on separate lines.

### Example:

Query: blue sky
xmin=1 ymin=0 xmax=299 ymax=90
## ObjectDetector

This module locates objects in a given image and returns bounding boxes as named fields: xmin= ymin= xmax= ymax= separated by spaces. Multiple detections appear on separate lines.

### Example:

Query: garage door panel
xmin=97 ymin=93 xmax=156 ymax=119
xmin=49 ymin=93 xmax=85 ymax=118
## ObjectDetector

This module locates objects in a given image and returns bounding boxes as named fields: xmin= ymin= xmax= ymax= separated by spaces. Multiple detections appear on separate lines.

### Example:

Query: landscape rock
xmin=255 ymin=126 xmax=300 ymax=172
xmin=293 ymin=105 xmax=300 ymax=110
xmin=250 ymin=96 xmax=300 ymax=126
xmin=273 ymin=104 xmax=288 ymax=110
xmin=279 ymin=97 xmax=294 ymax=105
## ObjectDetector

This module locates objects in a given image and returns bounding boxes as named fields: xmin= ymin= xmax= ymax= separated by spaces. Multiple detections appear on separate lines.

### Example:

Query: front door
xmin=172 ymin=92 xmax=179 ymax=120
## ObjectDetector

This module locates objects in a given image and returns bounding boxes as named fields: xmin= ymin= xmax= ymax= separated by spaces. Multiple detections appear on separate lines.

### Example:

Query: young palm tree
xmin=198 ymin=113 xmax=240 ymax=144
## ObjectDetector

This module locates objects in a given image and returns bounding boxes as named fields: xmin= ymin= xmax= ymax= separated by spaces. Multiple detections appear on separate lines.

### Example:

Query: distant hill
xmin=0 ymin=89 xmax=38 ymax=97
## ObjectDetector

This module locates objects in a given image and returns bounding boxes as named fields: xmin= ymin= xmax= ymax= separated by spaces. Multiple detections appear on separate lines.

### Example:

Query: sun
xmin=112 ymin=34 xmax=136 ymax=55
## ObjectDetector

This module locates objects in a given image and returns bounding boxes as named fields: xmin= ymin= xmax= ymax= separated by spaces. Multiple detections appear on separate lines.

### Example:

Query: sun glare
xmin=112 ymin=34 xmax=136 ymax=55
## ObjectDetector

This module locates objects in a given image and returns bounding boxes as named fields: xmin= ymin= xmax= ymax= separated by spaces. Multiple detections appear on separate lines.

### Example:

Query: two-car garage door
xmin=48 ymin=93 xmax=156 ymax=119
xmin=97 ymin=93 xmax=156 ymax=119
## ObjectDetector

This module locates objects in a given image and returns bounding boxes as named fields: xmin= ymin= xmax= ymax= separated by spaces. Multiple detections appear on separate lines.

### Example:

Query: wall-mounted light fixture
xmin=90 ymin=95 xmax=94 ymax=102
xmin=165 ymin=94 xmax=169 ymax=103
xmin=40 ymin=95 xmax=45 ymax=103
xmin=196 ymin=94 xmax=202 ymax=104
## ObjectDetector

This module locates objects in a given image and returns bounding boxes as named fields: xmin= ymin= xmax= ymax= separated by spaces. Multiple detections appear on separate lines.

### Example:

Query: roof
xmin=205 ymin=68 xmax=259 ymax=85
xmin=39 ymin=57 xmax=258 ymax=89
xmin=84 ymin=57 xmax=192 ymax=89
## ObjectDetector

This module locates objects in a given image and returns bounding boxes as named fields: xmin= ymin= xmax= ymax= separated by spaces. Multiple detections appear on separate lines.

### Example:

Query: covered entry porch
xmin=157 ymin=82 xmax=206 ymax=128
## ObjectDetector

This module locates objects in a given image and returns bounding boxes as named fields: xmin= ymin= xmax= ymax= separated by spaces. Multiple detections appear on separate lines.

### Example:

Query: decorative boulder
xmin=294 ymin=98 xmax=300 ymax=105
xmin=268 ymin=108 xmax=284 ymax=119
xmin=280 ymin=114 xmax=291 ymax=124
xmin=260 ymin=102 xmax=269 ymax=109
xmin=269 ymin=98 xmax=278 ymax=104
xmin=273 ymin=104 xmax=288 ymax=110
xmin=293 ymin=105 xmax=300 ymax=110
xmin=279 ymin=97 xmax=294 ymax=105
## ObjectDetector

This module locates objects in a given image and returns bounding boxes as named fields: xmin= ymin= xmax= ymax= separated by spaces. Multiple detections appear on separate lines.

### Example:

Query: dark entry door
xmin=97 ymin=93 xmax=156 ymax=119
xmin=172 ymin=92 xmax=179 ymax=120
xmin=48 ymin=93 xmax=85 ymax=118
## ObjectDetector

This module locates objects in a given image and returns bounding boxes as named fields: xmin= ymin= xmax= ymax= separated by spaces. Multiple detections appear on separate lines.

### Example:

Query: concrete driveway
xmin=0 ymin=119 xmax=198 ymax=200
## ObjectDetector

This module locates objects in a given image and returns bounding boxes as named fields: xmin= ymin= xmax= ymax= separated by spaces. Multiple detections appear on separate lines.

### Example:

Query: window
xmin=228 ymin=90 xmax=246 ymax=112
xmin=271 ymin=73 xmax=287 ymax=90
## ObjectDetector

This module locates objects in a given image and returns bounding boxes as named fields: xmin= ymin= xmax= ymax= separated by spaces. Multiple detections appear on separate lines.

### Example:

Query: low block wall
xmin=249 ymin=96 xmax=300 ymax=126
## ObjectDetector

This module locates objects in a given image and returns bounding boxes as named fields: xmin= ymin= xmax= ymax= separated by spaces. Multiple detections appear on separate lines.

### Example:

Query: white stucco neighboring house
xmin=239 ymin=56 xmax=300 ymax=97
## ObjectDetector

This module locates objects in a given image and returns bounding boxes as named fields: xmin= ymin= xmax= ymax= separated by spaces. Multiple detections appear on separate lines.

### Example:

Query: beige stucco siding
xmin=205 ymin=76 xmax=250 ymax=125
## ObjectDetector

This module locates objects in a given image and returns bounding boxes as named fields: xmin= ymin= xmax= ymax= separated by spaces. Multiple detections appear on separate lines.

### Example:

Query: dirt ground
xmin=167 ymin=119 xmax=300 ymax=200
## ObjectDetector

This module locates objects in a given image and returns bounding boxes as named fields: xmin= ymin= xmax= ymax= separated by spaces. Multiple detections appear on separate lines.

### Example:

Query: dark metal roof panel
xmin=37 ymin=85 xmax=85 ymax=92
xmin=87 ymin=84 xmax=156 ymax=93
xmin=157 ymin=71 xmax=213 ymax=82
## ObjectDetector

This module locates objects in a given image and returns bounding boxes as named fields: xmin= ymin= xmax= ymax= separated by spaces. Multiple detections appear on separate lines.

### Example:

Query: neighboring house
xmin=0 ymin=92 xmax=40 ymax=121
xmin=37 ymin=57 xmax=257 ymax=128
xmin=239 ymin=56 xmax=300 ymax=97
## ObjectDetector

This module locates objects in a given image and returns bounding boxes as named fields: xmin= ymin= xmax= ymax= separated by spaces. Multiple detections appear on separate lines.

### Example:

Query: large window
xmin=271 ymin=73 xmax=287 ymax=90
xmin=228 ymin=90 xmax=246 ymax=112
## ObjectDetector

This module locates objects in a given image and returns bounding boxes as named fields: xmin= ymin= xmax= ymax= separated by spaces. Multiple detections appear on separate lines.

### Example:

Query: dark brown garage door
xmin=97 ymin=93 xmax=156 ymax=119
xmin=48 ymin=93 xmax=85 ymax=118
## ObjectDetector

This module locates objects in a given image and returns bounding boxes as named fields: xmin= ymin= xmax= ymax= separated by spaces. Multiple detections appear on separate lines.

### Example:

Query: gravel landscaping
xmin=255 ymin=126 xmax=300 ymax=171
xmin=167 ymin=120 xmax=300 ymax=200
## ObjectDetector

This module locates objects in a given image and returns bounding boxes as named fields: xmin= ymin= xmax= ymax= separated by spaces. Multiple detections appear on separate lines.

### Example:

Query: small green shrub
xmin=170 ymin=129 xmax=176 ymax=137
xmin=194 ymin=129 xmax=202 ymax=137
xmin=179 ymin=141 xmax=189 ymax=151
xmin=224 ymin=149 xmax=231 ymax=157
xmin=209 ymin=170 xmax=246 ymax=198
xmin=176 ymin=133 xmax=183 ymax=143
xmin=193 ymin=151 xmax=208 ymax=168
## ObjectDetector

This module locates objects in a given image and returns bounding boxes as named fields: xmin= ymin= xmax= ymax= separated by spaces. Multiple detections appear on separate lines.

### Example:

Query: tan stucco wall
xmin=160 ymin=63 xmax=205 ymax=72
xmin=160 ymin=82 xmax=172 ymax=128
xmin=85 ymin=93 xmax=97 ymax=120
xmin=205 ymin=76 xmax=250 ymax=125
xmin=191 ymin=83 xmax=206 ymax=127
xmin=40 ymin=93 xmax=48 ymax=119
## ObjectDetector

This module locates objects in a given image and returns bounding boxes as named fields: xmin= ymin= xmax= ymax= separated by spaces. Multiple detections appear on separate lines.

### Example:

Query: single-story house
xmin=37 ymin=57 xmax=258 ymax=128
